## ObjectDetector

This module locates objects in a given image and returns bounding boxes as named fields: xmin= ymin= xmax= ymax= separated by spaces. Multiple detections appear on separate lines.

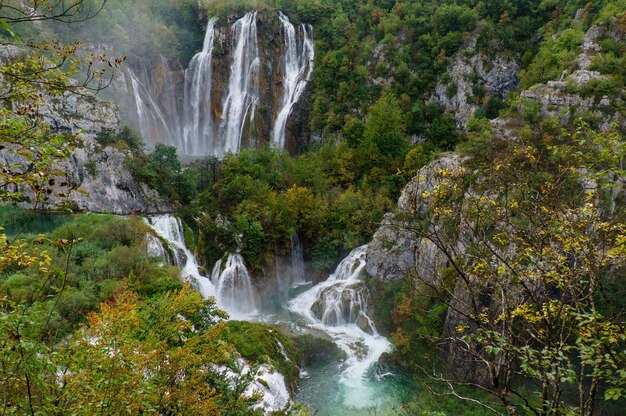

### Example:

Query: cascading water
xmin=121 ymin=11 xmax=314 ymax=157
xmin=145 ymin=215 xmax=215 ymax=299
xmin=219 ymin=11 xmax=260 ymax=155
xmin=289 ymin=245 xmax=392 ymax=410
xmin=272 ymin=13 xmax=315 ymax=148
xmin=126 ymin=68 xmax=173 ymax=149
xmin=290 ymin=233 xmax=308 ymax=286
xmin=183 ymin=17 xmax=218 ymax=156
xmin=211 ymin=253 xmax=258 ymax=318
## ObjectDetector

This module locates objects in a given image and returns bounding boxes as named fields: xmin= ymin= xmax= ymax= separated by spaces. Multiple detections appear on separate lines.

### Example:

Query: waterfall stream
xmin=126 ymin=68 xmax=173 ymax=149
xmin=290 ymin=233 xmax=308 ymax=286
xmin=124 ymin=11 xmax=313 ymax=158
xmin=218 ymin=11 xmax=260 ymax=155
xmin=144 ymin=215 xmax=215 ymax=298
xmin=211 ymin=253 xmax=259 ymax=318
xmin=146 ymin=215 xmax=400 ymax=413
xmin=272 ymin=13 xmax=315 ymax=148
xmin=289 ymin=246 xmax=393 ymax=410
xmin=183 ymin=17 xmax=218 ymax=156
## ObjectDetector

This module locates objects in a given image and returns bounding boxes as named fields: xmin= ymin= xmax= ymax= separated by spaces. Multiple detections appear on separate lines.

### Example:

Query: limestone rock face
xmin=431 ymin=34 xmax=520 ymax=129
xmin=55 ymin=138 xmax=172 ymax=214
xmin=39 ymin=92 xmax=120 ymax=134
xmin=366 ymin=155 xmax=464 ymax=283
xmin=519 ymin=24 xmax=625 ymax=131
xmin=0 ymin=44 xmax=171 ymax=214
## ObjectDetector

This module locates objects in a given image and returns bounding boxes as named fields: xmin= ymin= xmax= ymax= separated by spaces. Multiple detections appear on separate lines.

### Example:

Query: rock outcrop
xmin=53 ymin=139 xmax=172 ymax=214
xmin=0 ymin=44 xmax=172 ymax=214
xmin=431 ymin=33 xmax=520 ymax=129
xmin=366 ymin=155 xmax=464 ymax=284
xmin=519 ymin=24 xmax=625 ymax=131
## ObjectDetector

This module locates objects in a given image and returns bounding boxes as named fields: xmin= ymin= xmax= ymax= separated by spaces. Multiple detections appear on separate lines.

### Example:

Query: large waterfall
xmin=272 ymin=13 xmax=315 ymax=148
xmin=289 ymin=245 xmax=391 ymax=409
xmin=123 ymin=11 xmax=314 ymax=158
xmin=219 ymin=11 xmax=260 ymax=154
xmin=183 ymin=16 xmax=219 ymax=156
xmin=211 ymin=253 xmax=258 ymax=318
xmin=144 ymin=215 xmax=215 ymax=298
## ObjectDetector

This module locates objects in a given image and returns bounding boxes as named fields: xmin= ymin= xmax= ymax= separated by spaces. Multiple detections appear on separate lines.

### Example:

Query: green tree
xmin=362 ymin=91 xmax=408 ymax=158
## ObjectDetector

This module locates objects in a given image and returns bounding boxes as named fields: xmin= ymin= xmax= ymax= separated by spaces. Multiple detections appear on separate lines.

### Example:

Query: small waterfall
xmin=272 ymin=13 xmax=314 ymax=148
xmin=211 ymin=253 xmax=258 ymax=318
xmin=126 ymin=68 xmax=173 ymax=149
xmin=183 ymin=17 xmax=218 ymax=156
xmin=289 ymin=245 xmax=390 ymax=409
xmin=290 ymin=233 xmax=307 ymax=286
xmin=145 ymin=215 xmax=215 ymax=298
xmin=160 ymin=56 xmax=184 ymax=149
xmin=146 ymin=233 xmax=168 ymax=263
xmin=219 ymin=11 xmax=260 ymax=155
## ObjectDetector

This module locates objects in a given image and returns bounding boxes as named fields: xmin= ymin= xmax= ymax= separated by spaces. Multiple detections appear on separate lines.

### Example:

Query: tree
xmin=0 ymin=3 xmax=122 ymax=413
xmin=362 ymin=91 xmax=408 ymax=158
xmin=403 ymin=122 xmax=626 ymax=415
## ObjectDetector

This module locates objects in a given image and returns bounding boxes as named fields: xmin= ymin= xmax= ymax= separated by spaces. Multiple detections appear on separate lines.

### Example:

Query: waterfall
xmin=272 ymin=13 xmax=314 ymax=148
xmin=219 ymin=11 xmax=260 ymax=155
xmin=160 ymin=56 xmax=184 ymax=150
xmin=290 ymin=233 xmax=307 ymax=286
xmin=145 ymin=215 xmax=215 ymax=299
xmin=183 ymin=17 xmax=218 ymax=156
xmin=122 ymin=11 xmax=314 ymax=157
xmin=211 ymin=253 xmax=258 ymax=318
xmin=146 ymin=233 xmax=168 ymax=263
xmin=289 ymin=245 xmax=390 ymax=409
xmin=126 ymin=68 xmax=173 ymax=149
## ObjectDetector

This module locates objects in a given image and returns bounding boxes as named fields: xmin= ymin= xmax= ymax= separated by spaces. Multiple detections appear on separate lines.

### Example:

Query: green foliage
xmin=221 ymin=321 xmax=301 ymax=389
xmin=95 ymin=126 xmax=144 ymax=151
xmin=127 ymin=143 xmax=188 ymax=199
xmin=362 ymin=92 xmax=408 ymax=158
xmin=170 ymin=146 xmax=400 ymax=272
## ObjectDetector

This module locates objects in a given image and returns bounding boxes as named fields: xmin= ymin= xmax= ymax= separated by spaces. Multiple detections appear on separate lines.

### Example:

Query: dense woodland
xmin=1 ymin=0 xmax=626 ymax=415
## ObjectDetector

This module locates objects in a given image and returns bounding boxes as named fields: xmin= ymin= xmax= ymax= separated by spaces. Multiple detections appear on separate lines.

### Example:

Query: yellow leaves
xmin=471 ymin=262 xmax=488 ymax=276
xmin=0 ymin=232 xmax=52 ymax=275
xmin=456 ymin=325 xmax=469 ymax=334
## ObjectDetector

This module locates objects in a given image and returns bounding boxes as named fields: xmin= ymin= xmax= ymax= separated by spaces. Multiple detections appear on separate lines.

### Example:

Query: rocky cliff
xmin=430 ymin=32 xmax=520 ymax=130
xmin=0 ymin=45 xmax=172 ymax=214
xmin=519 ymin=24 xmax=625 ymax=131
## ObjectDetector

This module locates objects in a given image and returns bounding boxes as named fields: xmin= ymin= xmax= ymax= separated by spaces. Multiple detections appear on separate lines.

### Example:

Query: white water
xmin=290 ymin=233 xmax=308 ymax=286
xmin=219 ymin=11 xmax=260 ymax=155
xmin=144 ymin=215 xmax=215 ymax=298
xmin=145 ymin=233 xmax=168 ymax=263
xmin=211 ymin=253 xmax=258 ymax=318
xmin=216 ymin=359 xmax=291 ymax=413
xmin=183 ymin=17 xmax=218 ymax=156
xmin=127 ymin=68 xmax=174 ymax=149
xmin=145 ymin=216 xmax=399 ymax=412
xmin=272 ymin=13 xmax=315 ymax=148
xmin=289 ymin=245 xmax=392 ymax=410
